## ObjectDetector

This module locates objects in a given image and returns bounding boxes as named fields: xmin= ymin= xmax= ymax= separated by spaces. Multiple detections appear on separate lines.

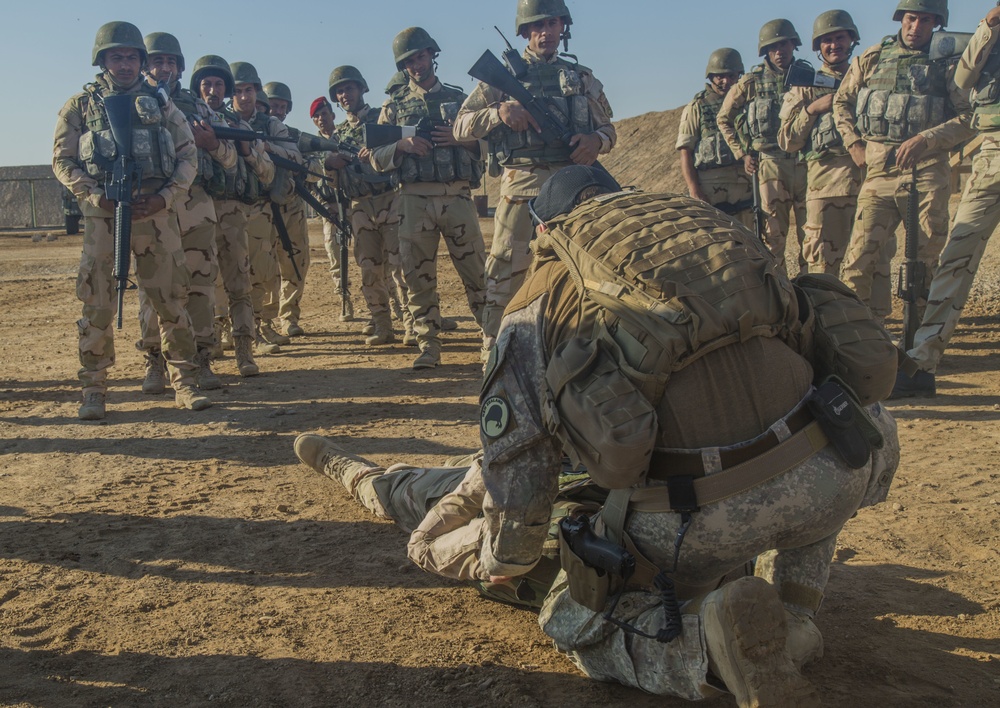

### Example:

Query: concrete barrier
xmin=0 ymin=165 xmax=65 ymax=229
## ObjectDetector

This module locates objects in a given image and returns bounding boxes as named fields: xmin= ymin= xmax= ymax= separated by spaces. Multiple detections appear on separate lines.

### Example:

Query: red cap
xmin=310 ymin=97 xmax=331 ymax=118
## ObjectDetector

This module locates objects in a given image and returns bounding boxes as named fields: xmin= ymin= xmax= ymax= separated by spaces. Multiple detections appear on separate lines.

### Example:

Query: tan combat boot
xmin=219 ymin=318 xmax=235 ymax=351
xmin=260 ymin=320 xmax=291 ymax=346
xmin=702 ymin=577 xmax=820 ymax=708
xmin=285 ymin=321 xmax=305 ymax=337
xmin=361 ymin=320 xmax=376 ymax=336
xmin=254 ymin=320 xmax=280 ymax=355
xmin=402 ymin=322 xmax=418 ymax=347
xmin=234 ymin=335 xmax=259 ymax=377
xmin=142 ymin=350 xmax=166 ymax=395
xmin=440 ymin=316 xmax=458 ymax=331
xmin=210 ymin=320 xmax=225 ymax=359
xmin=412 ymin=347 xmax=440 ymax=370
xmin=78 ymin=392 xmax=106 ymax=421
xmin=339 ymin=296 xmax=355 ymax=322
xmin=195 ymin=348 xmax=222 ymax=390
xmin=175 ymin=384 xmax=212 ymax=411
xmin=365 ymin=316 xmax=395 ymax=346
xmin=294 ymin=434 xmax=382 ymax=494
xmin=389 ymin=293 xmax=405 ymax=322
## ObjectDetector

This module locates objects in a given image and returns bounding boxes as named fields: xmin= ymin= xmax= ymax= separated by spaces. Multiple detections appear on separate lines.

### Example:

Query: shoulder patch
xmin=481 ymin=395 xmax=511 ymax=438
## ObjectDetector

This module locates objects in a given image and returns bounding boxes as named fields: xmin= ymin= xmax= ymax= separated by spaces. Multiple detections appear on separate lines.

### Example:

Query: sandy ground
xmin=0 ymin=216 xmax=998 ymax=708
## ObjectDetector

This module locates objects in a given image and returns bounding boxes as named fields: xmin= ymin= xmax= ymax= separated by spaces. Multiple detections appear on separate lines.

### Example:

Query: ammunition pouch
xmin=694 ymin=132 xmax=737 ymax=169
xmin=747 ymin=95 xmax=780 ymax=146
xmin=808 ymin=112 xmax=844 ymax=156
xmin=400 ymin=145 xmax=483 ymax=188
xmin=856 ymin=88 xmax=946 ymax=142
xmin=79 ymin=92 xmax=176 ymax=183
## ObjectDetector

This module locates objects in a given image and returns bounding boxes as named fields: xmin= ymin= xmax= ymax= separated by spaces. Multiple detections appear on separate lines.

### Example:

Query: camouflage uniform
xmin=371 ymin=78 xmax=487 ymax=361
xmin=676 ymin=86 xmax=754 ymax=230
xmin=333 ymin=105 xmax=411 ymax=337
xmin=453 ymin=49 xmax=615 ymax=346
xmin=53 ymin=73 xmax=200 ymax=396
xmin=138 ymin=82 xmax=236 ymax=356
xmin=833 ymin=32 xmax=972 ymax=318
xmin=473 ymin=191 xmax=899 ymax=699
xmin=908 ymin=19 xmax=1000 ymax=372
xmin=718 ymin=61 xmax=808 ymax=274
xmin=778 ymin=63 xmax=864 ymax=275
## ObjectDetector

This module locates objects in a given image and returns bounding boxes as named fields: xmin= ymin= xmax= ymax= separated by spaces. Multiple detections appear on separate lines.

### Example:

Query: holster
xmin=558 ymin=525 xmax=613 ymax=613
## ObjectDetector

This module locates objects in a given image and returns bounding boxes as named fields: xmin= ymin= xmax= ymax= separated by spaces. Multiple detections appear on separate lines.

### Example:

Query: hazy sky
xmin=0 ymin=0 xmax=989 ymax=167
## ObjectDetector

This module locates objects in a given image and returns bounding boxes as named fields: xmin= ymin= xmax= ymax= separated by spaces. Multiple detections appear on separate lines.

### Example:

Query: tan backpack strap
xmin=600 ymin=488 xmax=633 ymax=547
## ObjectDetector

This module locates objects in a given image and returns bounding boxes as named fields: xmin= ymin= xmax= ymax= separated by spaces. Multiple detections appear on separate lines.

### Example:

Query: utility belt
xmin=558 ymin=381 xmax=882 ymax=640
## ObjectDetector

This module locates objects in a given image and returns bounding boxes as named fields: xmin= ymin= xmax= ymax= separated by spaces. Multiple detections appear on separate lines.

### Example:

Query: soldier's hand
xmin=689 ymin=186 xmax=710 ymax=203
xmin=98 ymin=196 xmax=115 ymax=213
xmin=498 ymin=101 xmax=541 ymax=133
xmin=806 ymin=94 xmax=834 ymax=116
xmin=236 ymin=140 xmax=252 ymax=158
xmin=325 ymin=153 xmax=350 ymax=170
xmin=192 ymin=120 xmax=221 ymax=151
xmin=895 ymin=134 xmax=928 ymax=170
xmin=988 ymin=6 xmax=1000 ymax=26
xmin=132 ymin=194 xmax=166 ymax=220
xmin=358 ymin=147 xmax=371 ymax=160
xmin=430 ymin=124 xmax=460 ymax=147
xmin=396 ymin=135 xmax=434 ymax=157
xmin=848 ymin=142 xmax=867 ymax=169
xmin=743 ymin=154 xmax=758 ymax=175
xmin=569 ymin=133 xmax=602 ymax=166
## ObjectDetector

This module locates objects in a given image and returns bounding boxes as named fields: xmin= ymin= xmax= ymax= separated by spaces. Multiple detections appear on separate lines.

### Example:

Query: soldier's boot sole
xmin=175 ymin=386 xmax=213 ymax=411
xmin=703 ymin=577 xmax=820 ymax=708
xmin=785 ymin=610 xmax=824 ymax=670
xmin=78 ymin=393 xmax=106 ymax=421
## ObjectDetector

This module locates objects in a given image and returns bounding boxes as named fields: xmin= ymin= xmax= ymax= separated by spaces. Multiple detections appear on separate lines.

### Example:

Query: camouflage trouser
xmin=266 ymin=200 xmax=310 ymax=325
xmin=758 ymin=156 xmax=808 ymax=276
xmin=139 ymin=216 xmax=217 ymax=352
xmin=802 ymin=195 xmax=857 ymax=275
xmin=212 ymin=199 xmax=255 ymax=338
xmin=538 ymin=403 xmax=900 ymax=699
xmin=76 ymin=210 xmax=197 ymax=395
xmin=398 ymin=192 xmax=487 ymax=353
xmin=700 ymin=164 xmax=755 ymax=232
xmin=909 ymin=144 xmax=1000 ymax=372
xmin=246 ymin=204 xmax=278 ymax=318
xmin=351 ymin=191 xmax=410 ymax=325
xmin=322 ymin=216 xmax=344 ymax=282
xmin=842 ymin=161 xmax=950 ymax=318
xmin=482 ymin=195 xmax=536 ymax=344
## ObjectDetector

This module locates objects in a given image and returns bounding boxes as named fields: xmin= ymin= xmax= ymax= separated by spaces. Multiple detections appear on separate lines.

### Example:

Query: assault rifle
xmin=751 ymin=166 xmax=766 ymax=243
xmin=785 ymin=61 xmax=841 ymax=90
xmin=211 ymin=125 xmax=297 ymax=144
xmin=468 ymin=49 xmax=608 ymax=172
xmin=101 ymin=94 xmax=142 ymax=330
xmin=898 ymin=167 xmax=926 ymax=350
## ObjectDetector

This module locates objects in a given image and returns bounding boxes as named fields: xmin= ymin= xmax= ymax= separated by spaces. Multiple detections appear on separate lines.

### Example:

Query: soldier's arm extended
xmin=53 ymin=95 xmax=104 ymax=210
xmin=159 ymin=101 xmax=198 ymax=209
xmin=919 ymin=62 xmax=975 ymax=154
xmin=264 ymin=116 xmax=302 ymax=164
xmin=453 ymin=82 xmax=507 ymax=140
xmin=676 ymin=100 xmax=705 ymax=200
xmin=777 ymin=87 xmax=815 ymax=154
xmin=245 ymin=139 xmax=275 ymax=186
xmin=957 ymin=18 xmax=1000 ymax=90
xmin=716 ymin=74 xmax=752 ymax=160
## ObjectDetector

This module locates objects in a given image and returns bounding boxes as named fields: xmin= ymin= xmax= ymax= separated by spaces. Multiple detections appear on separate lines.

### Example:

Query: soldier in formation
xmin=192 ymin=54 xmax=271 ymax=378
xmin=894 ymin=3 xmax=1000 ymax=397
xmin=453 ymin=0 xmax=616 ymax=352
xmin=370 ymin=27 xmax=488 ymax=369
xmin=53 ymin=21 xmax=211 ymax=419
xmin=778 ymin=11 xmax=865 ymax=276
xmin=718 ymin=19 xmax=809 ymax=276
xmin=677 ymin=48 xmax=754 ymax=228
xmin=833 ymin=0 xmax=970 ymax=324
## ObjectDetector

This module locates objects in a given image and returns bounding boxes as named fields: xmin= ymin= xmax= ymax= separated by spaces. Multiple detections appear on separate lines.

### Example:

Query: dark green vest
xmin=693 ymin=88 xmax=736 ymax=169
xmin=334 ymin=108 xmax=395 ymax=200
xmin=971 ymin=40 xmax=1000 ymax=131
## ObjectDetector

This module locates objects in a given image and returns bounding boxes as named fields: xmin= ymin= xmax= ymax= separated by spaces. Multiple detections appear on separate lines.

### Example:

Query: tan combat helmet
xmin=230 ymin=61 xmax=263 ymax=90
xmin=263 ymin=81 xmax=292 ymax=110
xmin=328 ymin=65 xmax=369 ymax=102
xmin=92 ymin=21 xmax=146 ymax=67
xmin=144 ymin=32 xmax=184 ymax=72
xmin=758 ymin=18 xmax=801 ymax=57
xmin=706 ymin=48 xmax=744 ymax=78
xmin=812 ymin=10 xmax=860 ymax=51
xmin=190 ymin=55 xmax=234 ymax=97
xmin=515 ymin=0 xmax=572 ymax=34
xmin=893 ymin=0 xmax=948 ymax=27
xmin=392 ymin=27 xmax=441 ymax=71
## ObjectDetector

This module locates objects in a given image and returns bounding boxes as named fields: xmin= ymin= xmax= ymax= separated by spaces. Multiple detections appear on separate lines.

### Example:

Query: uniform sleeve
xmin=956 ymin=19 xmax=999 ymax=90
xmin=833 ymin=53 xmax=867 ymax=149
xmin=52 ymin=95 xmax=104 ymax=210
xmin=244 ymin=138 xmax=275 ymax=186
xmin=777 ymin=87 xmax=816 ymax=154
xmin=478 ymin=293 xmax=563 ymax=578
xmin=583 ymin=70 xmax=615 ymax=153
xmin=198 ymin=102 xmax=237 ymax=170
xmin=453 ymin=82 xmax=505 ymax=140
xmin=159 ymin=101 xmax=197 ymax=209
xmin=407 ymin=460 xmax=492 ymax=581
xmin=717 ymin=74 xmax=752 ymax=160
xmin=265 ymin=116 xmax=301 ymax=163
xmin=676 ymin=99 xmax=699 ymax=151
xmin=921 ymin=62 xmax=975 ymax=151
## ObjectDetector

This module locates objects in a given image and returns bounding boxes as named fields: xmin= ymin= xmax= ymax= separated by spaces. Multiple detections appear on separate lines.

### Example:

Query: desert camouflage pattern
xmin=909 ymin=23 xmax=1000 ymax=371
xmin=757 ymin=156 xmax=808 ymax=274
xmin=677 ymin=90 xmax=754 ymax=228
xmin=321 ymin=218 xmax=345 ymax=282
xmin=396 ymin=191 xmax=487 ymax=354
xmin=212 ymin=199 xmax=255 ymax=338
xmin=716 ymin=62 xmax=793 ymax=161
xmin=75 ymin=210 xmax=198 ymax=394
xmin=454 ymin=48 xmax=615 ymax=343
xmin=351 ymin=190 xmax=410 ymax=328
xmin=246 ymin=204 xmax=278 ymax=318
